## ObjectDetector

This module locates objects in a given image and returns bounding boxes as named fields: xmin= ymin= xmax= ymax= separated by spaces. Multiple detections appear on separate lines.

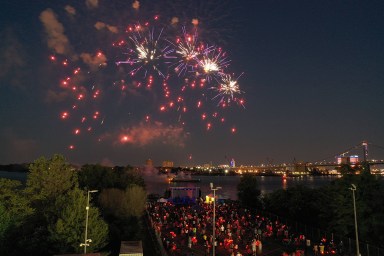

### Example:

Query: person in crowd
xmin=147 ymin=200 xmax=336 ymax=256
xmin=313 ymin=244 xmax=319 ymax=256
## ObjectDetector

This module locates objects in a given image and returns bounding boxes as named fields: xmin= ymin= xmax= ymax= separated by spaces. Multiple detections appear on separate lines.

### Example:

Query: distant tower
xmin=145 ymin=159 xmax=153 ymax=167
xmin=362 ymin=141 xmax=368 ymax=162
xmin=230 ymin=158 xmax=236 ymax=168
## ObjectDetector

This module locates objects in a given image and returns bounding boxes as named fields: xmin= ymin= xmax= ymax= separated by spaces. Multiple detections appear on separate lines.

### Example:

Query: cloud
xmin=86 ymin=0 xmax=98 ymax=9
xmin=105 ymin=25 xmax=118 ymax=34
xmin=39 ymin=8 xmax=72 ymax=55
xmin=0 ymin=129 xmax=38 ymax=163
xmin=94 ymin=21 xmax=105 ymax=30
xmin=0 ymin=28 xmax=25 ymax=87
xmin=80 ymin=52 xmax=107 ymax=70
xmin=115 ymin=122 xmax=187 ymax=147
xmin=94 ymin=21 xmax=119 ymax=33
xmin=64 ymin=5 xmax=76 ymax=16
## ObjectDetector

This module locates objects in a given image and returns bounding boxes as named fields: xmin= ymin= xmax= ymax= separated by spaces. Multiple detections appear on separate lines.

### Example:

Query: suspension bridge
xmin=233 ymin=141 xmax=384 ymax=175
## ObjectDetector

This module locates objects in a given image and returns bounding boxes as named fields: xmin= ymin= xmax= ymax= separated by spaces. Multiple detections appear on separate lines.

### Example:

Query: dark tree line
xmin=237 ymin=166 xmax=384 ymax=247
xmin=78 ymin=164 xmax=147 ymax=255
xmin=0 ymin=155 xmax=147 ymax=256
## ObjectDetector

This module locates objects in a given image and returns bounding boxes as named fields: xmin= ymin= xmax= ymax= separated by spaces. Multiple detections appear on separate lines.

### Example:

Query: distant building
xmin=337 ymin=155 xmax=359 ymax=165
xmin=145 ymin=158 xmax=153 ymax=167
xmin=350 ymin=155 xmax=359 ymax=164
xmin=203 ymin=163 xmax=212 ymax=168
xmin=162 ymin=161 xmax=174 ymax=168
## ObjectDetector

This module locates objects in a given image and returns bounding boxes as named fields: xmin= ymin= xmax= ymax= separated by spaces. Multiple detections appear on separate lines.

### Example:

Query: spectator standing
xmin=313 ymin=244 xmax=318 ymax=256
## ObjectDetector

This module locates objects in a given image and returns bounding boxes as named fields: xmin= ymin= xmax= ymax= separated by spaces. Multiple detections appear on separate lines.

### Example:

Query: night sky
xmin=1 ymin=0 xmax=383 ymax=167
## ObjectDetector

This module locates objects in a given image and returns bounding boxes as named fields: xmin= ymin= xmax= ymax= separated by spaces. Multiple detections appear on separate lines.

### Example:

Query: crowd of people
xmin=146 ymin=197 xmax=335 ymax=256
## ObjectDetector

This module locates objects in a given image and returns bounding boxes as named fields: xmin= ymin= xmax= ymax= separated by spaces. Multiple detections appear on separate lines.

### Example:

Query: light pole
xmin=350 ymin=184 xmax=360 ymax=256
xmin=80 ymin=189 xmax=98 ymax=254
xmin=210 ymin=183 xmax=221 ymax=256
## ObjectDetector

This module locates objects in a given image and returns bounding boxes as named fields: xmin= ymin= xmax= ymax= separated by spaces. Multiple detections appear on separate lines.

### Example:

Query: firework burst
xmin=169 ymin=27 xmax=204 ymax=76
xmin=45 ymin=1 xmax=246 ymax=150
xmin=196 ymin=47 xmax=230 ymax=81
xmin=212 ymin=73 xmax=244 ymax=106
xmin=116 ymin=24 xmax=173 ymax=78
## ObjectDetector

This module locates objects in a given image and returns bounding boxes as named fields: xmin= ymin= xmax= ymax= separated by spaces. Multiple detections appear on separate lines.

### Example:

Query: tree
xmin=26 ymin=154 xmax=78 ymax=202
xmin=78 ymin=164 xmax=116 ymax=191
xmin=0 ymin=203 xmax=11 ymax=253
xmin=264 ymin=185 xmax=322 ymax=226
xmin=0 ymin=178 xmax=33 ymax=223
xmin=117 ymin=166 xmax=146 ymax=189
xmin=359 ymin=161 xmax=371 ymax=174
xmin=0 ymin=178 xmax=35 ymax=255
xmin=48 ymin=188 xmax=108 ymax=254
xmin=99 ymin=188 xmax=128 ymax=218
xmin=99 ymin=185 xmax=147 ymax=218
xmin=262 ymin=171 xmax=384 ymax=246
xmin=78 ymin=164 xmax=145 ymax=191
xmin=19 ymin=155 xmax=109 ymax=255
xmin=125 ymin=185 xmax=147 ymax=217
xmin=338 ymin=164 xmax=355 ymax=175
xmin=98 ymin=185 xmax=147 ymax=254
xmin=237 ymin=173 xmax=262 ymax=209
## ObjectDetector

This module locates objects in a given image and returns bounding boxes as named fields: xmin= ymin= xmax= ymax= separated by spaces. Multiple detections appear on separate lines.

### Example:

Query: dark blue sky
xmin=0 ymin=0 xmax=383 ymax=166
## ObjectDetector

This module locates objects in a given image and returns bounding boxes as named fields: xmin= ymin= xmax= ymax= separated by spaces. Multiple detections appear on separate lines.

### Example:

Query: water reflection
xmin=142 ymin=173 xmax=339 ymax=200
xmin=0 ymin=169 xmax=338 ymax=201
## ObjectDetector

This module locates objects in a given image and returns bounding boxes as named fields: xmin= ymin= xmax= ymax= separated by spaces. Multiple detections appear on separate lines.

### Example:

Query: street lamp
xmin=350 ymin=184 xmax=360 ymax=256
xmin=210 ymin=183 xmax=221 ymax=256
xmin=80 ymin=189 xmax=98 ymax=254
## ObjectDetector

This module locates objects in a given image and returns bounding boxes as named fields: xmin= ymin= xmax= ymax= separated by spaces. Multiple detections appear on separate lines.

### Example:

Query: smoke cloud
xmin=86 ymin=0 xmax=98 ymax=9
xmin=132 ymin=0 xmax=140 ymax=10
xmin=94 ymin=21 xmax=119 ymax=33
xmin=117 ymin=122 xmax=187 ymax=147
xmin=80 ymin=52 xmax=107 ymax=70
xmin=39 ymin=9 xmax=71 ymax=55
xmin=64 ymin=5 xmax=76 ymax=16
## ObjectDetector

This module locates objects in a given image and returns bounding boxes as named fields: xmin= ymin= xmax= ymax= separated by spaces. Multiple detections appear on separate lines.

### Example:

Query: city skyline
xmin=1 ymin=0 xmax=384 ymax=167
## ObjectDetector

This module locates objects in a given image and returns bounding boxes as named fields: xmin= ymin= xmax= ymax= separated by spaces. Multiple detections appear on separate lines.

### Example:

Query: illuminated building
xmin=337 ymin=155 xmax=359 ymax=165
xmin=162 ymin=161 xmax=174 ymax=168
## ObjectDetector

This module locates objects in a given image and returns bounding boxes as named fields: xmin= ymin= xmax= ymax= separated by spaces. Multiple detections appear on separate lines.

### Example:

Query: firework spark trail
xmin=50 ymin=54 xmax=107 ymax=149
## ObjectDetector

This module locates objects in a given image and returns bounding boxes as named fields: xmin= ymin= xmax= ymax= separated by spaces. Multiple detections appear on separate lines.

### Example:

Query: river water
xmin=0 ymin=170 xmax=339 ymax=200
xmin=0 ymin=170 xmax=28 ymax=182
xmin=142 ymin=172 xmax=339 ymax=200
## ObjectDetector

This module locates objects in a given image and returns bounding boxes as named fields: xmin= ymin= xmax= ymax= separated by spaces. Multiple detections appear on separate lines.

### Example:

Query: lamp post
xmin=80 ymin=189 xmax=98 ymax=254
xmin=350 ymin=184 xmax=360 ymax=256
xmin=210 ymin=183 xmax=221 ymax=256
